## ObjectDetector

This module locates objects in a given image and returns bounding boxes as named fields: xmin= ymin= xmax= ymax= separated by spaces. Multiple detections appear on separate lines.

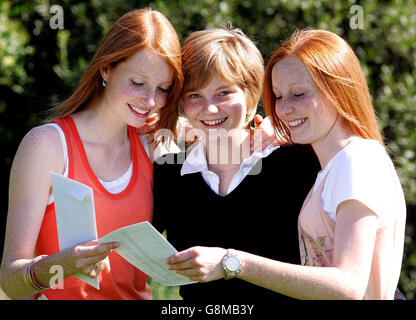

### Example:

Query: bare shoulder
xmin=22 ymin=124 xmax=61 ymax=148
xmin=13 ymin=124 xmax=65 ymax=175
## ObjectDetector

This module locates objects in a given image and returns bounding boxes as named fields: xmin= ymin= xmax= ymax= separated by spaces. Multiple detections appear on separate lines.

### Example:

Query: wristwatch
xmin=222 ymin=249 xmax=241 ymax=279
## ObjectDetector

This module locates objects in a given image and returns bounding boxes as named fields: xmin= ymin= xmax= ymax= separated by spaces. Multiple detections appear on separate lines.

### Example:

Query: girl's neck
xmin=205 ymin=128 xmax=250 ymax=173
xmin=70 ymin=97 xmax=132 ymax=175
xmin=312 ymin=120 xmax=357 ymax=170
xmin=78 ymin=98 xmax=128 ymax=146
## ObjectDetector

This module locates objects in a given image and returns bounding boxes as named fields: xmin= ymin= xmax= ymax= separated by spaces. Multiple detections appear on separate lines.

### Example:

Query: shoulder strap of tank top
xmin=52 ymin=116 xmax=74 ymax=178
xmin=128 ymin=126 xmax=153 ymax=175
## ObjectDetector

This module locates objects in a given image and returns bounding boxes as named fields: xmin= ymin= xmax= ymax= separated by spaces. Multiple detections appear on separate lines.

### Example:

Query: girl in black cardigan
xmin=152 ymin=27 xmax=320 ymax=301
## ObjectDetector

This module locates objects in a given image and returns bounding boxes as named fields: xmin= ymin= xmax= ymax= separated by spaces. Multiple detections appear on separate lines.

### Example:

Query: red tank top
xmin=36 ymin=116 xmax=153 ymax=300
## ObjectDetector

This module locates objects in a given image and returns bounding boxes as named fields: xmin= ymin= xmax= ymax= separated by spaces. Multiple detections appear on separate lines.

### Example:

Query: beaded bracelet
xmin=23 ymin=255 xmax=50 ymax=292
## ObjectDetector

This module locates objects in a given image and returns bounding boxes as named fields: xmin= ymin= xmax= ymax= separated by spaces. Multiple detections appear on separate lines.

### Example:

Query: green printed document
xmin=50 ymin=172 xmax=196 ymax=288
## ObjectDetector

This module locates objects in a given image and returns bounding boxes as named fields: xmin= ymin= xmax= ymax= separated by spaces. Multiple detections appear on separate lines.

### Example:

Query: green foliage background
xmin=0 ymin=0 xmax=415 ymax=299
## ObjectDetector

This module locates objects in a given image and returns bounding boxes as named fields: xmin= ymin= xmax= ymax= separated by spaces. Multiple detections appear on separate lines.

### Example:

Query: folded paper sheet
xmin=50 ymin=172 xmax=196 ymax=288
xmin=98 ymin=222 xmax=196 ymax=286
xmin=50 ymin=172 xmax=99 ymax=289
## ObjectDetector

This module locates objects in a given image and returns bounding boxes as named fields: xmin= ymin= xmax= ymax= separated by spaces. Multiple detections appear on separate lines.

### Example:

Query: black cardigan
xmin=152 ymin=144 xmax=320 ymax=301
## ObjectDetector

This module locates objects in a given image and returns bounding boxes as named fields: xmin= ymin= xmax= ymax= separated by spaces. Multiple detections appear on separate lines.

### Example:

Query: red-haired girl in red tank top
xmin=1 ymin=8 xmax=183 ymax=300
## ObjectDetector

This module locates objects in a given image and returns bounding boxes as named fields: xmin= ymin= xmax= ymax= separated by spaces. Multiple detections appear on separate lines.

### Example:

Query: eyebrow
xmin=130 ymin=72 xmax=172 ymax=85
xmin=273 ymin=83 xmax=305 ymax=91
xmin=216 ymin=85 xmax=235 ymax=91
xmin=186 ymin=84 xmax=235 ymax=93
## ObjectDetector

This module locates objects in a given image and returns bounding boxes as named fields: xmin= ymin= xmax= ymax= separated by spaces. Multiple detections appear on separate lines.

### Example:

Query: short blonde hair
xmin=182 ymin=28 xmax=264 ymax=125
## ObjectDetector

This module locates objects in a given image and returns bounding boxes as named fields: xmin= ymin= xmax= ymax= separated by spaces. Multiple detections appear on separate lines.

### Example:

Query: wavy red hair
xmin=263 ymin=29 xmax=384 ymax=146
xmin=45 ymin=8 xmax=183 ymax=136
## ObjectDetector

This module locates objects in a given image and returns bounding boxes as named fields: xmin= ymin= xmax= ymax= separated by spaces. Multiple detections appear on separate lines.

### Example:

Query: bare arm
xmin=0 ymin=126 xmax=118 ymax=299
xmin=167 ymin=200 xmax=378 ymax=299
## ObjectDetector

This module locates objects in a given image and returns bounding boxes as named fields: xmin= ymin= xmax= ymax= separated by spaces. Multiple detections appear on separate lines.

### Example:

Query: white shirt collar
xmin=180 ymin=140 xmax=209 ymax=176
xmin=180 ymin=139 xmax=279 ymax=176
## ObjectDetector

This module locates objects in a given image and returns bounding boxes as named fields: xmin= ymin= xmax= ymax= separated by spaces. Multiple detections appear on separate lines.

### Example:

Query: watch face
xmin=225 ymin=256 xmax=240 ymax=272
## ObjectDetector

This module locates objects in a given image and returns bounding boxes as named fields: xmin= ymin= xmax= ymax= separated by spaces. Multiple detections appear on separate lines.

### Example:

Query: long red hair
xmin=263 ymin=29 xmax=384 ymax=146
xmin=45 ymin=8 xmax=183 ymax=136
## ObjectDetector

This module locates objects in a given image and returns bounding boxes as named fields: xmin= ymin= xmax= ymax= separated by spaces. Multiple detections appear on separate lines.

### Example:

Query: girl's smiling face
xmin=101 ymin=48 xmax=173 ymax=128
xmin=272 ymin=55 xmax=339 ymax=147
xmin=183 ymin=73 xmax=248 ymax=135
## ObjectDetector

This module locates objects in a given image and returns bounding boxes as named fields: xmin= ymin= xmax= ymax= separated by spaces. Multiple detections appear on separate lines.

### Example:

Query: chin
xmin=129 ymin=118 xmax=147 ymax=129
xmin=290 ymin=135 xmax=311 ymax=145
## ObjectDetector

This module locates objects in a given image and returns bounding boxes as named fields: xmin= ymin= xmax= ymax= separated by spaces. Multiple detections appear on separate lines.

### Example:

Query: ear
xmin=99 ymin=65 xmax=110 ymax=82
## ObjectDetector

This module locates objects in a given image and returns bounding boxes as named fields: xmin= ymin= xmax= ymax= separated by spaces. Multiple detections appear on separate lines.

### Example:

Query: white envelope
xmin=50 ymin=171 xmax=99 ymax=289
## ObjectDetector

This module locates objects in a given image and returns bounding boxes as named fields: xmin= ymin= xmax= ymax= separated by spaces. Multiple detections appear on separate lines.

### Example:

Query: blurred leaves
xmin=0 ymin=1 xmax=34 ymax=93
xmin=0 ymin=0 xmax=415 ymax=298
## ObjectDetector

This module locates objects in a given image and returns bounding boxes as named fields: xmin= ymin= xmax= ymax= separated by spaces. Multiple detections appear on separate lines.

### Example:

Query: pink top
xmin=298 ymin=138 xmax=406 ymax=299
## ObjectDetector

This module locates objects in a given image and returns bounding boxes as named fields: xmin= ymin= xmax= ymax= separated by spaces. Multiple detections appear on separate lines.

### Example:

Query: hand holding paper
xmin=98 ymin=222 xmax=196 ymax=286
xmin=51 ymin=172 xmax=196 ymax=288
xmin=51 ymin=171 xmax=102 ymax=289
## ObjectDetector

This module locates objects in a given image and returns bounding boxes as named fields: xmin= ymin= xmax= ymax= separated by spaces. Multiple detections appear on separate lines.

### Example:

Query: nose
xmin=142 ymin=89 xmax=156 ymax=108
xmin=276 ymin=97 xmax=294 ymax=116
xmin=204 ymin=102 xmax=219 ymax=114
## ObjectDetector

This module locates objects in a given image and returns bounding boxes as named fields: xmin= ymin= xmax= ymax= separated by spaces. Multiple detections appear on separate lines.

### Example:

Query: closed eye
xmin=131 ymin=80 xmax=144 ymax=87
xmin=158 ymin=87 xmax=169 ymax=93
xmin=294 ymin=93 xmax=304 ymax=97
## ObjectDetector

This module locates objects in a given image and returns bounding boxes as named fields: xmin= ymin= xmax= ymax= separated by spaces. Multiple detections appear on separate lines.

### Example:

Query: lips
xmin=287 ymin=118 xmax=307 ymax=128
xmin=128 ymin=103 xmax=150 ymax=118
xmin=200 ymin=117 xmax=228 ymax=128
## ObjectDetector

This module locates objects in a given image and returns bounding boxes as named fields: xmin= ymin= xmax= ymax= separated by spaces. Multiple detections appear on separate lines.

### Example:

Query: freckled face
xmin=183 ymin=73 xmax=248 ymax=135
xmin=271 ymin=55 xmax=339 ymax=146
xmin=101 ymin=48 xmax=173 ymax=128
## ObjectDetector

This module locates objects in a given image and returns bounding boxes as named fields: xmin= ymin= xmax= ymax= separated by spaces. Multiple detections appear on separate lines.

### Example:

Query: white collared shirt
xmin=180 ymin=140 xmax=279 ymax=196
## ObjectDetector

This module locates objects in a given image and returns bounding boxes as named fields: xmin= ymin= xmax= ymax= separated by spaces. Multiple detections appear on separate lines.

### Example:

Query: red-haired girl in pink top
xmin=167 ymin=29 xmax=406 ymax=300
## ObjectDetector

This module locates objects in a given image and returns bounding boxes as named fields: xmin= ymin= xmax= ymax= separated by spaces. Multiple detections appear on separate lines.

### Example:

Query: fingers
xmin=167 ymin=254 xmax=211 ymax=283
xmin=167 ymin=247 xmax=198 ymax=265
xmin=166 ymin=247 xmax=206 ymax=275
xmin=137 ymin=113 xmax=159 ymax=134
xmin=166 ymin=247 xmax=227 ymax=283
xmin=253 ymin=114 xmax=264 ymax=127
xmin=77 ymin=254 xmax=109 ymax=278
xmin=250 ymin=133 xmax=279 ymax=152
xmin=250 ymin=115 xmax=280 ymax=152
xmin=250 ymin=127 xmax=262 ymax=152
xmin=257 ymin=116 xmax=274 ymax=136
xmin=168 ymin=256 xmax=199 ymax=271
xmin=146 ymin=133 xmax=155 ymax=146
xmin=184 ymin=128 xmax=203 ymax=146
xmin=72 ymin=241 xmax=119 ymax=278
xmin=174 ymin=268 xmax=205 ymax=282
xmin=166 ymin=249 xmax=200 ymax=279
xmin=262 ymin=136 xmax=279 ymax=150
xmin=148 ymin=113 xmax=159 ymax=123
xmin=250 ymin=137 xmax=262 ymax=153
xmin=73 ymin=241 xmax=119 ymax=259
